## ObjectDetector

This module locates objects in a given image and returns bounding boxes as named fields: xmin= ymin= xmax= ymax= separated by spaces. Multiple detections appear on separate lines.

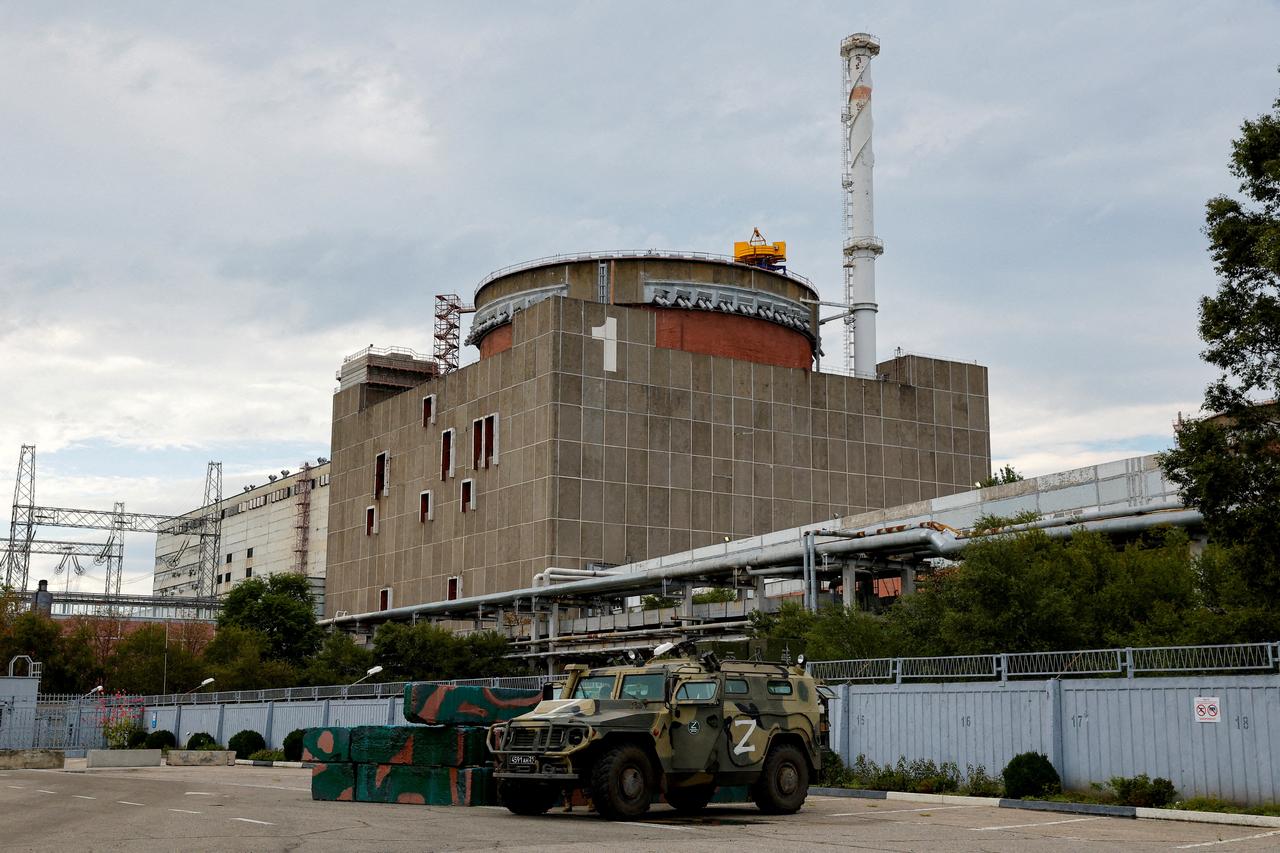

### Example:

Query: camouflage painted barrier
xmin=357 ymin=764 xmax=495 ymax=806
xmin=311 ymin=762 xmax=356 ymax=802
xmin=302 ymin=727 xmax=351 ymax=763
xmin=403 ymin=684 xmax=541 ymax=725
xmin=349 ymin=725 xmax=487 ymax=767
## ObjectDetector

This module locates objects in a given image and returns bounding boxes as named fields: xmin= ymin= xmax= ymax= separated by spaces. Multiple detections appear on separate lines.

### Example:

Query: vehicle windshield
xmin=674 ymin=680 xmax=718 ymax=701
xmin=619 ymin=673 xmax=665 ymax=701
xmin=571 ymin=675 xmax=617 ymax=699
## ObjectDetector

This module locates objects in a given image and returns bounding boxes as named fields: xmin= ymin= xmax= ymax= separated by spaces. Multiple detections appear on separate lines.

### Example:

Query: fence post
xmin=1046 ymin=678 xmax=1065 ymax=782
xmin=999 ymin=654 xmax=1008 ymax=683
xmin=215 ymin=703 xmax=226 ymax=746
xmin=894 ymin=658 xmax=902 ymax=685
xmin=1124 ymin=647 xmax=1135 ymax=680
xmin=321 ymin=699 xmax=330 ymax=728
xmin=264 ymin=701 xmax=275 ymax=748
xmin=175 ymin=703 xmax=184 ymax=746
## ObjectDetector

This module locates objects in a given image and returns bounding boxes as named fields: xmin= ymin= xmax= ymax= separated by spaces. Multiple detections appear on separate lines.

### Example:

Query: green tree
xmin=692 ymin=587 xmax=737 ymax=605
xmin=1160 ymin=76 xmax=1280 ymax=635
xmin=0 ymin=611 xmax=96 ymax=693
xmin=201 ymin=625 xmax=296 ymax=691
xmin=300 ymin=631 xmax=375 ymax=686
xmin=217 ymin=574 xmax=321 ymax=665
xmin=372 ymin=622 xmax=518 ymax=681
xmin=106 ymin=624 xmax=201 ymax=695
xmin=978 ymin=464 xmax=1024 ymax=488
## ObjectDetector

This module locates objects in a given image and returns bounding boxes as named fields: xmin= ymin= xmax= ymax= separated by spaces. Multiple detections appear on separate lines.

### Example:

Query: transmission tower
xmin=4 ymin=445 xmax=36 ymax=589
xmin=97 ymin=501 xmax=126 ymax=598
xmin=195 ymin=462 xmax=222 ymax=598
xmin=433 ymin=294 xmax=475 ymax=373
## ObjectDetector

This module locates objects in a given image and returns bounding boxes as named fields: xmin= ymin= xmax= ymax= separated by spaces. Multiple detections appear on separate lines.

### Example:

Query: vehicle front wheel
xmin=664 ymin=782 xmax=716 ymax=814
xmin=751 ymin=743 xmax=809 ymax=814
xmin=498 ymin=779 xmax=560 ymax=816
xmin=590 ymin=743 xmax=655 ymax=820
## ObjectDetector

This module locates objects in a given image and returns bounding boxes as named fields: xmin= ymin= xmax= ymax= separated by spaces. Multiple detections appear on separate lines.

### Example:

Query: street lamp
xmin=80 ymin=685 xmax=103 ymax=699
xmin=349 ymin=665 xmax=383 ymax=687
xmin=183 ymin=677 xmax=215 ymax=696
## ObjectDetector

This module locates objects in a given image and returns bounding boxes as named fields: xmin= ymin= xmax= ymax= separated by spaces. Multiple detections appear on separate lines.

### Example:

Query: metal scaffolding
xmin=292 ymin=462 xmax=312 ymax=574
xmin=433 ymin=293 xmax=475 ymax=373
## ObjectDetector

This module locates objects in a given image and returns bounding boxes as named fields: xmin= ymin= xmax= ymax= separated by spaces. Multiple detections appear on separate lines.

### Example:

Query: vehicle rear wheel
xmin=751 ymin=743 xmax=809 ymax=814
xmin=590 ymin=743 xmax=655 ymax=820
xmin=664 ymin=782 xmax=716 ymax=814
xmin=498 ymin=779 xmax=560 ymax=816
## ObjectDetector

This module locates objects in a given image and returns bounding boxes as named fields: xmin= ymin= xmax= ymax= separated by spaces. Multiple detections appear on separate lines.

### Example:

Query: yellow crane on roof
xmin=733 ymin=228 xmax=787 ymax=271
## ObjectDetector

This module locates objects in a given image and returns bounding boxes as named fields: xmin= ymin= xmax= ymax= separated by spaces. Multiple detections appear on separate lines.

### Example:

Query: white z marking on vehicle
xmin=731 ymin=718 xmax=758 ymax=755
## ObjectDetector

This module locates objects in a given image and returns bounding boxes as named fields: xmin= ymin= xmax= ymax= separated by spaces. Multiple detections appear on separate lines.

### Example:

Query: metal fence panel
xmin=269 ymin=702 xmax=328 ymax=747
xmin=831 ymin=675 xmax=1280 ymax=805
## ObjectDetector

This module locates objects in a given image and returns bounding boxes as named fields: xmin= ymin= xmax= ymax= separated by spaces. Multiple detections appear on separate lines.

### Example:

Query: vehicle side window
xmin=725 ymin=678 xmax=749 ymax=695
xmin=674 ymin=681 xmax=718 ymax=702
xmin=620 ymin=673 xmax=665 ymax=701
xmin=572 ymin=675 xmax=617 ymax=699
xmin=766 ymin=680 xmax=793 ymax=696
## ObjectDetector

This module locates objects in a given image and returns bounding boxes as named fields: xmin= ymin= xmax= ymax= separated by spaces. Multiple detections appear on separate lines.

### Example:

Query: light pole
xmin=349 ymin=665 xmax=383 ymax=687
xmin=80 ymin=685 xmax=104 ymax=699
xmin=183 ymin=677 xmax=215 ymax=696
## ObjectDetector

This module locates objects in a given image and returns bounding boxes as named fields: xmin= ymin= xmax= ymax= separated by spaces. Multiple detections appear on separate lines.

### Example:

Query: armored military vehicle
xmin=490 ymin=642 xmax=831 ymax=819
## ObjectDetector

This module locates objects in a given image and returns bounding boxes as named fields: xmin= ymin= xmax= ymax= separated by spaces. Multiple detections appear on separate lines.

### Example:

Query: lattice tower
xmin=4 ymin=444 xmax=36 ymax=589
xmin=195 ymin=462 xmax=222 ymax=598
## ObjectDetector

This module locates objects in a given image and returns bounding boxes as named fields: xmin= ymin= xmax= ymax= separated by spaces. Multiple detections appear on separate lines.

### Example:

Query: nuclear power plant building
xmin=324 ymin=252 xmax=990 ymax=618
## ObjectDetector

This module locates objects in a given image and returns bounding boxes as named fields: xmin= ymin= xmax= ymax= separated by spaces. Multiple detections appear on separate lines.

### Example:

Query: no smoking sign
xmin=1194 ymin=696 xmax=1221 ymax=723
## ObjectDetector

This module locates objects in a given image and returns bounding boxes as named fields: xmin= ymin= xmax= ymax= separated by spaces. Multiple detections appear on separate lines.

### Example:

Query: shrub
xmin=248 ymin=748 xmax=286 ymax=762
xmin=1110 ymin=774 xmax=1177 ymax=808
xmin=186 ymin=732 xmax=218 ymax=750
xmin=144 ymin=730 xmax=177 ymax=750
xmin=228 ymin=729 xmax=267 ymax=760
xmin=817 ymin=746 xmax=852 ymax=787
xmin=964 ymin=764 xmax=1003 ymax=797
xmin=282 ymin=729 xmax=306 ymax=762
xmin=126 ymin=727 xmax=149 ymax=749
xmin=1002 ymin=752 xmax=1062 ymax=799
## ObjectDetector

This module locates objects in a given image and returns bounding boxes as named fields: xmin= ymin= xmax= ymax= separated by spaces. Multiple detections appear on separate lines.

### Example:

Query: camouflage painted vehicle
xmin=489 ymin=644 xmax=831 ymax=820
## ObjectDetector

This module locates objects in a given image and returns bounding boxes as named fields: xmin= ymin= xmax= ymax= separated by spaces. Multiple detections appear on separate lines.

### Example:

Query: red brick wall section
xmin=477 ymin=324 xmax=513 ymax=358
xmin=651 ymin=308 xmax=812 ymax=370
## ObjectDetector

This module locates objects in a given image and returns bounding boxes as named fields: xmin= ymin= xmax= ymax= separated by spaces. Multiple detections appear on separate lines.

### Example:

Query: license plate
xmin=509 ymin=755 xmax=536 ymax=766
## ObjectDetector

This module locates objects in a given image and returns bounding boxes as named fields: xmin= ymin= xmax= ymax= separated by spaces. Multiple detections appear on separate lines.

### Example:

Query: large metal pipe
xmin=322 ymin=507 xmax=1200 ymax=628
xmin=841 ymin=33 xmax=883 ymax=377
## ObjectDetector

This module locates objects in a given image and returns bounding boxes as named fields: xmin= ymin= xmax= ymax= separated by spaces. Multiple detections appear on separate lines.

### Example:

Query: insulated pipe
xmin=322 ymin=508 xmax=1201 ymax=627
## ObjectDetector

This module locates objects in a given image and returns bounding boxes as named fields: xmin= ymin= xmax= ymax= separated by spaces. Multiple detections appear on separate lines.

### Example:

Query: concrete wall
xmin=325 ymin=296 xmax=990 ymax=616
xmin=829 ymin=675 xmax=1280 ymax=805
xmin=143 ymin=697 xmax=403 ymax=749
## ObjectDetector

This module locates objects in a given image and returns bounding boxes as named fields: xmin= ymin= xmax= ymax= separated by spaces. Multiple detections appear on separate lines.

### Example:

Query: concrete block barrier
xmin=86 ymin=749 xmax=162 ymax=768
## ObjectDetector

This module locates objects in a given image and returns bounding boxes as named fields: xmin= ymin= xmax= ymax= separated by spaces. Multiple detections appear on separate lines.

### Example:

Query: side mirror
xmin=542 ymin=682 xmax=563 ymax=700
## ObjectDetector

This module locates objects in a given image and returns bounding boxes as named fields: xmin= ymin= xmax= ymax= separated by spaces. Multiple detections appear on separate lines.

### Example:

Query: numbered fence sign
xmin=1194 ymin=696 xmax=1221 ymax=723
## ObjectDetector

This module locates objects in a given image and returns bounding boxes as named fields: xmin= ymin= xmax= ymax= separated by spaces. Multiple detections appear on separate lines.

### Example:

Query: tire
xmin=751 ymin=743 xmax=809 ymax=814
xmin=498 ymin=779 xmax=560 ymax=816
xmin=590 ymin=743 xmax=655 ymax=820
xmin=664 ymin=782 xmax=716 ymax=815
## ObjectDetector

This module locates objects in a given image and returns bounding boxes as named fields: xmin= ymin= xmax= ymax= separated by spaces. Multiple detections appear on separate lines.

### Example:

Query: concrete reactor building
xmin=324 ymin=252 xmax=990 ymax=618
xmin=322 ymin=32 xmax=991 ymax=624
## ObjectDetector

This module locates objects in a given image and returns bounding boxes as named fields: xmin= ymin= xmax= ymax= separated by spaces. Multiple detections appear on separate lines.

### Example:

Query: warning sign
xmin=1194 ymin=696 xmax=1221 ymax=723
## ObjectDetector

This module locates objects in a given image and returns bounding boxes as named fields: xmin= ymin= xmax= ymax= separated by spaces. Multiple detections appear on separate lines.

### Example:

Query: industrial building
xmin=153 ymin=461 xmax=330 ymax=607
xmin=322 ymin=32 xmax=992 ymax=629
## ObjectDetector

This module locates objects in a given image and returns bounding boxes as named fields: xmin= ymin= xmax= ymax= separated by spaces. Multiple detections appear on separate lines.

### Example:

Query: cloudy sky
xmin=2 ymin=1 xmax=1277 ymax=594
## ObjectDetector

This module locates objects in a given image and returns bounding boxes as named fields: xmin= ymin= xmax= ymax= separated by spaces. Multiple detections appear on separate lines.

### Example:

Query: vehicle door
xmin=722 ymin=677 xmax=773 ymax=770
xmin=668 ymin=675 xmax=723 ymax=771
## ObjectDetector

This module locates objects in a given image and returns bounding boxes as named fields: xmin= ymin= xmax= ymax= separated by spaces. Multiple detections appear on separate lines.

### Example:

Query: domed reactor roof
xmin=466 ymin=251 xmax=820 ymax=370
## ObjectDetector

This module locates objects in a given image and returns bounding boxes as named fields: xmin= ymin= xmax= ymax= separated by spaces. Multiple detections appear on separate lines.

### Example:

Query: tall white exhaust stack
xmin=841 ymin=33 xmax=883 ymax=378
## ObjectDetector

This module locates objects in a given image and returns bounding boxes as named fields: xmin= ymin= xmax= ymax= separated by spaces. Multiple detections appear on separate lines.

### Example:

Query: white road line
xmin=205 ymin=781 xmax=310 ymax=793
xmin=36 ymin=789 xmax=57 ymax=794
xmin=970 ymin=816 xmax=1103 ymax=831
xmin=117 ymin=801 xmax=144 ymax=806
xmin=185 ymin=792 xmax=217 ymax=796
xmin=168 ymin=808 xmax=202 ymax=814
xmin=230 ymin=818 xmax=275 ymax=825
xmin=1175 ymin=829 xmax=1280 ymax=849
xmin=73 ymin=795 xmax=97 ymax=800
xmin=620 ymin=821 xmax=696 ymax=832
xmin=6 ymin=785 xmax=26 ymax=789
xmin=834 ymin=805 xmax=980 ymax=817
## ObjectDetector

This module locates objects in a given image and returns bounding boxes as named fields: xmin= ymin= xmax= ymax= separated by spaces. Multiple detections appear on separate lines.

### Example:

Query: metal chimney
xmin=841 ymin=33 xmax=883 ymax=378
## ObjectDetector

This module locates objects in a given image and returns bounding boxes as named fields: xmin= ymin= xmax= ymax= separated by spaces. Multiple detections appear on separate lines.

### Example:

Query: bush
xmin=1002 ymin=752 xmax=1062 ymax=799
xmin=282 ymin=729 xmax=306 ymax=762
xmin=144 ymin=730 xmax=177 ymax=750
xmin=1110 ymin=774 xmax=1177 ymax=807
xmin=186 ymin=732 xmax=218 ymax=750
xmin=126 ymin=727 xmax=149 ymax=749
xmin=964 ymin=763 xmax=1003 ymax=797
xmin=248 ymin=748 xmax=286 ymax=762
xmin=228 ymin=729 xmax=267 ymax=760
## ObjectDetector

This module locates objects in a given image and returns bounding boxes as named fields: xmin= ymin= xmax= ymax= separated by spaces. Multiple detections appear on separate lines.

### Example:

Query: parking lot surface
xmin=1 ymin=765 xmax=1277 ymax=851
